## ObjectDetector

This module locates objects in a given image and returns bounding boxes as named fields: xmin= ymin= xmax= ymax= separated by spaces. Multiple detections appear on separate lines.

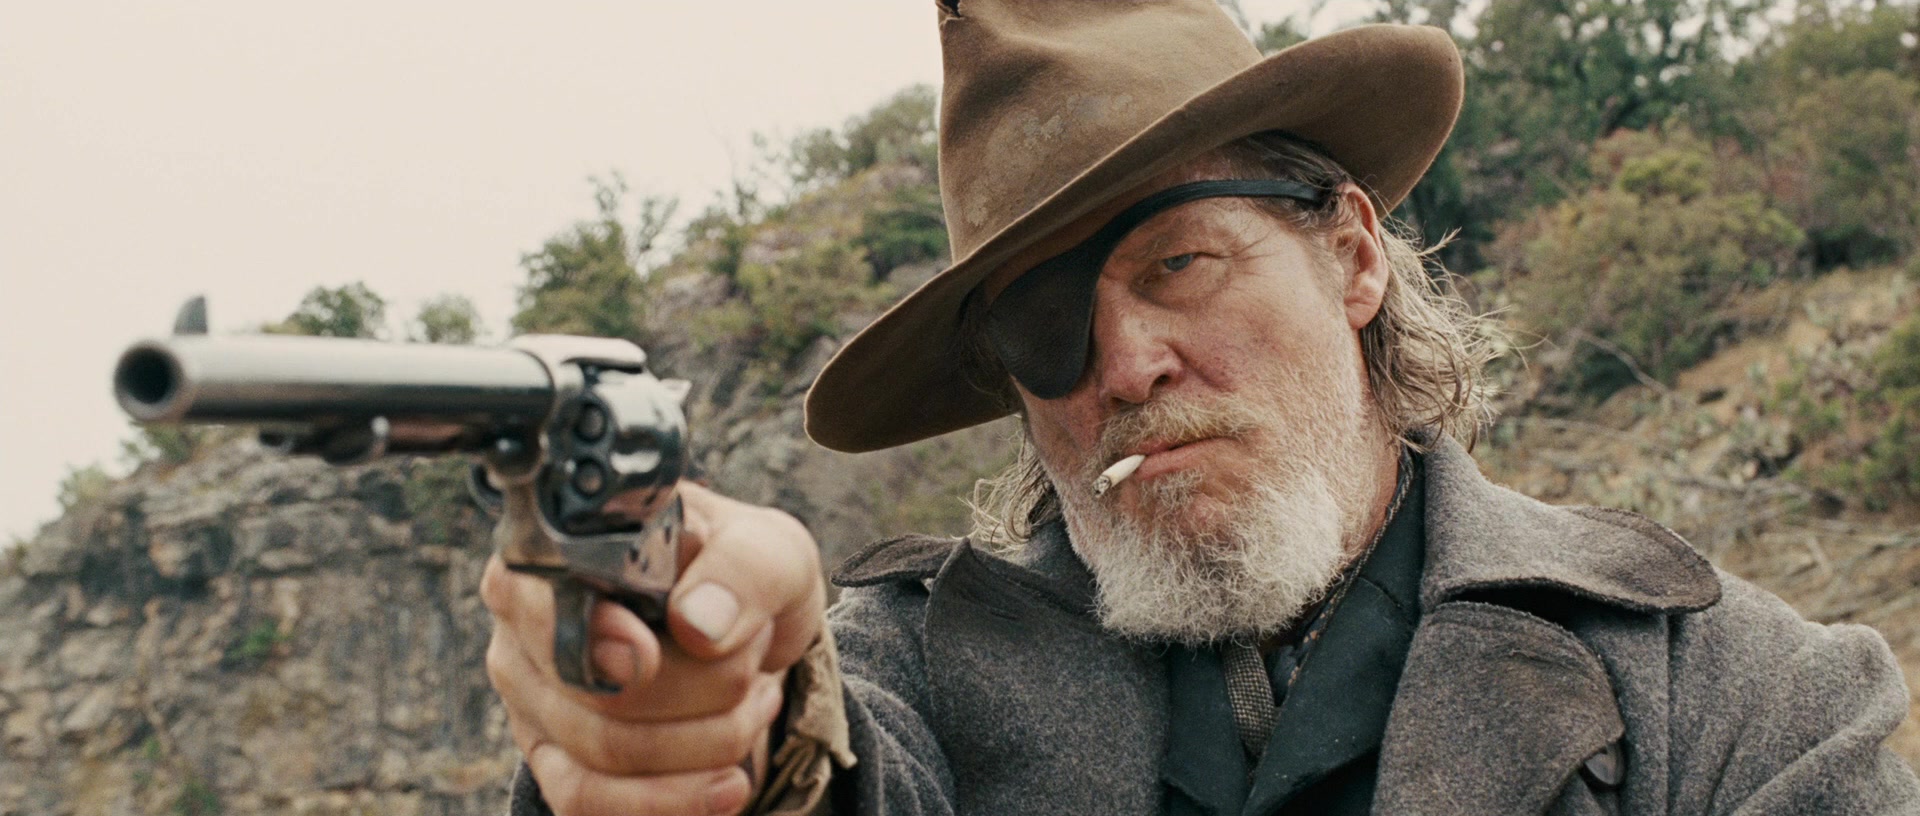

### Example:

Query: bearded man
xmin=483 ymin=2 xmax=1920 ymax=814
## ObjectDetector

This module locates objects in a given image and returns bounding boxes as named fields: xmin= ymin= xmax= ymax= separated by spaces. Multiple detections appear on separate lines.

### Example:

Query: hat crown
xmin=936 ymin=0 xmax=1262 ymax=260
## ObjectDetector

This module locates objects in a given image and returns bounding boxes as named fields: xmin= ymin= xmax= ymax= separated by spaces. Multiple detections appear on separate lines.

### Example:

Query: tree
xmin=412 ymin=294 xmax=482 ymax=344
xmin=56 ymin=464 xmax=112 ymax=512
xmin=1381 ymin=0 xmax=1769 ymax=269
xmin=512 ymin=175 xmax=676 ymax=341
xmin=1492 ymin=128 xmax=1802 ymax=397
xmin=787 ymin=85 xmax=938 ymax=189
xmin=1730 ymin=2 xmax=1920 ymax=269
xmin=265 ymin=282 xmax=389 ymax=338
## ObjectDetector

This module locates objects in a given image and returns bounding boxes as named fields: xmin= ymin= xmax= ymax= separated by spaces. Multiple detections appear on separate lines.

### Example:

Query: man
xmin=484 ymin=2 xmax=1920 ymax=814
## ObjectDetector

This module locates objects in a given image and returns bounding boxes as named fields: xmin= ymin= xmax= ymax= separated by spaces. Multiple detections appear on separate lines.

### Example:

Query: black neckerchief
xmin=1163 ymin=450 xmax=1427 ymax=816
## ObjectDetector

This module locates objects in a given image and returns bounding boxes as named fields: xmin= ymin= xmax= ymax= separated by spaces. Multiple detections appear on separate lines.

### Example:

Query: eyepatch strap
xmin=985 ymin=179 xmax=1327 ymax=399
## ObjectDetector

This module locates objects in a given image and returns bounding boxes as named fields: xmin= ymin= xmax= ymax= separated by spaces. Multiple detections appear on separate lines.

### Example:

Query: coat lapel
xmin=1416 ymin=436 xmax=1720 ymax=615
xmin=1369 ymin=437 xmax=1722 ymax=815
xmin=1374 ymin=601 xmax=1629 ymax=814
xmin=921 ymin=526 xmax=1168 ymax=815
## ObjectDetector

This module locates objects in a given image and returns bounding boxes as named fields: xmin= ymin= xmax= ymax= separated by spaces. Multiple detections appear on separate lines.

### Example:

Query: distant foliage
xmin=121 ymin=425 xmax=213 ymax=467
xmin=513 ymin=175 xmax=675 ymax=343
xmin=402 ymin=458 xmax=481 ymax=546
xmin=412 ymin=294 xmax=482 ymax=344
xmin=1398 ymin=0 xmax=1767 ymax=267
xmin=787 ymin=85 xmax=938 ymax=189
xmin=1774 ymin=70 xmax=1920 ymax=268
xmin=1494 ymin=129 xmax=1803 ymax=397
xmin=691 ymin=236 xmax=891 ymax=374
xmin=858 ymin=183 xmax=947 ymax=280
xmin=56 ymin=464 xmax=112 ymax=512
xmin=265 ymin=282 xmax=388 ymax=339
xmin=1253 ymin=17 xmax=1308 ymax=53
xmin=1779 ymin=309 xmax=1920 ymax=511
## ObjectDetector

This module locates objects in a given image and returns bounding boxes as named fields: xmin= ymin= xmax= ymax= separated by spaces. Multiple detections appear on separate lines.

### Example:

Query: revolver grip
xmin=546 ymin=577 xmax=617 ymax=693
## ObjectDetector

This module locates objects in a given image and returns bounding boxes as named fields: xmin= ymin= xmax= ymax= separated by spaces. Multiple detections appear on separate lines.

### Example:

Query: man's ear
xmin=1330 ymin=183 xmax=1388 ymax=331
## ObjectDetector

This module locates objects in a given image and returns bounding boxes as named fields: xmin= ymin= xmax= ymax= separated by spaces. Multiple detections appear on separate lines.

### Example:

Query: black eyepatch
xmin=982 ymin=179 xmax=1326 ymax=399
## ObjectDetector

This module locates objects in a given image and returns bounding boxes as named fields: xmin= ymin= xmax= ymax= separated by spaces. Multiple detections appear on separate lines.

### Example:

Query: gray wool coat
xmin=819 ymin=437 xmax=1920 ymax=815
xmin=504 ymin=436 xmax=1919 ymax=814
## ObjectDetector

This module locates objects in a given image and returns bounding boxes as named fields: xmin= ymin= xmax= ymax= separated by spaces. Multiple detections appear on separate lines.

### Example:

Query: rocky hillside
xmin=1 ymin=446 xmax=510 ymax=814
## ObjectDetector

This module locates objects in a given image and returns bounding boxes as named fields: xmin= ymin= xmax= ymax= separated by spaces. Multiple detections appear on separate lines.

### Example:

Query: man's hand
xmin=482 ymin=482 xmax=826 ymax=816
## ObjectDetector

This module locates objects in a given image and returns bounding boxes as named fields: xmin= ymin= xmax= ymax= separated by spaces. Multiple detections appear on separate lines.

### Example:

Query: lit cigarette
xmin=1092 ymin=454 xmax=1146 ymax=499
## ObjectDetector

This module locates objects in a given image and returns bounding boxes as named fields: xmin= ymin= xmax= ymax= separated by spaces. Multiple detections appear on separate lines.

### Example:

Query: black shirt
xmin=1162 ymin=454 xmax=1427 ymax=816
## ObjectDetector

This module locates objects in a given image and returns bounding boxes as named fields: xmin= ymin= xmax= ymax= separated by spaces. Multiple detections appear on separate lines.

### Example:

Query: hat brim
xmin=805 ymin=24 xmax=1463 ymax=453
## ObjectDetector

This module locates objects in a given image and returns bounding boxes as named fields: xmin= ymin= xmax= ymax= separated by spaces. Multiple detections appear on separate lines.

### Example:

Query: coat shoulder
xmin=831 ymin=534 xmax=964 ymax=588
xmin=1663 ymin=567 xmax=1920 ymax=811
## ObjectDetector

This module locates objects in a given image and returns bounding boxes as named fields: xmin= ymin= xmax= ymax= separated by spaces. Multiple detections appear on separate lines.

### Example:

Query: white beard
xmin=1047 ymin=366 xmax=1382 ymax=646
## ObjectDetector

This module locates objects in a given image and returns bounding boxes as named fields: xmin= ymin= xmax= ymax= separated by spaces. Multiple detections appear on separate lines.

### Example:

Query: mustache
xmin=1083 ymin=393 xmax=1263 ymax=482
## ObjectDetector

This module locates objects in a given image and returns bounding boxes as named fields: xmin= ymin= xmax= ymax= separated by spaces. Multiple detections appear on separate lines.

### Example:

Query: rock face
xmin=1 ymin=444 xmax=512 ymax=815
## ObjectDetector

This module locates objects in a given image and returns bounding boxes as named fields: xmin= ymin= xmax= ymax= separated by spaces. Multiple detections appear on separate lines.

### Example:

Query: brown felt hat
xmin=804 ymin=1 xmax=1463 ymax=452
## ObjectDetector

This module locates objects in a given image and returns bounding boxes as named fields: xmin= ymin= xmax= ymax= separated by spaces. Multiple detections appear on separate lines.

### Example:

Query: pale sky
xmin=0 ymin=0 xmax=1364 ymax=542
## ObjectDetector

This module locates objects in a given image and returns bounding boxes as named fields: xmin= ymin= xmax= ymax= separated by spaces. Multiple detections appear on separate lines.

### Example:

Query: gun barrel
xmin=114 ymin=335 xmax=556 ymax=453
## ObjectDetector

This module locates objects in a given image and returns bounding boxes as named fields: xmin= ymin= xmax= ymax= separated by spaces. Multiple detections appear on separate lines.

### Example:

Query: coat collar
xmin=1000 ymin=433 xmax=1721 ymax=619
xmin=1415 ymin=434 xmax=1720 ymax=615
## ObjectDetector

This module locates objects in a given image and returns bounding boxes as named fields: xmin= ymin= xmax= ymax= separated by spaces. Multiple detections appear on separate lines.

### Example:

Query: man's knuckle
xmin=479 ymin=560 xmax=511 ymax=613
xmin=723 ymin=700 xmax=764 ymax=759
xmin=717 ymin=669 xmax=755 ymax=708
xmin=484 ymin=636 xmax=512 ymax=690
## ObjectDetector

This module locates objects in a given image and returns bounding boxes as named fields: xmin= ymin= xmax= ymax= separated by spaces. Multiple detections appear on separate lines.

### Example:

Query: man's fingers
xmin=624 ymin=626 xmax=776 ymax=721
xmin=587 ymin=599 xmax=662 ymax=691
xmin=669 ymin=482 xmax=823 ymax=665
xmin=531 ymin=673 xmax=785 ymax=774
xmin=486 ymin=561 xmax=668 ymax=721
xmin=494 ymin=623 xmax=782 ymax=774
xmin=528 ymin=744 xmax=751 ymax=816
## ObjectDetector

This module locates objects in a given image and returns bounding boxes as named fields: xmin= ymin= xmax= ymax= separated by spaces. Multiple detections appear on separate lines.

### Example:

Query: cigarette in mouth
xmin=1092 ymin=454 xmax=1147 ymax=499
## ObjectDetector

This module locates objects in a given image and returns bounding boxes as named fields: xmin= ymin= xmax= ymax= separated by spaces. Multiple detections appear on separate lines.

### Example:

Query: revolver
xmin=113 ymin=297 xmax=689 ymax=692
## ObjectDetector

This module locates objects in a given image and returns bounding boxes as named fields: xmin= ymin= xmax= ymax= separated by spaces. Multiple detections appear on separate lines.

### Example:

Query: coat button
xmin=1582 ymin=741 xmax=1625 ymax=787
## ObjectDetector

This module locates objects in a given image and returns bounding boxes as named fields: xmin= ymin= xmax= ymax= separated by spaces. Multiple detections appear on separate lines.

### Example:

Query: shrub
xmin=787 ymin=85 xmax=937 ymax=189
xmin=1773 ymin=71 xmax=1920 ymax=269
xmin=403 ymin=458 xmax=480 ymax=546
xmin=412 ymin=294 xmax=482 ymax=344
xmin=1778 ymin=310 xmax=1920 ymax=511
xmin=221 ymin=620 xmax=288 ymax=671
xmin=56 ymin=464 xmax=113 ymax=512
xmin=1493 ymin=128 xmax=1802 ymax=397
xmin=858 ymin=183 xmax=947 ymax=280
xmin=513 ymin=176 xmax=675 ymax=343
xmin=264 ymin=282 xmax=388 ymax=339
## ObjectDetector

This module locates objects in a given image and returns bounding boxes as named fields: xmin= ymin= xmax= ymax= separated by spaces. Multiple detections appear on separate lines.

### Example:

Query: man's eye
xmin=1160 ymin=254 xmax=1196 ymax=273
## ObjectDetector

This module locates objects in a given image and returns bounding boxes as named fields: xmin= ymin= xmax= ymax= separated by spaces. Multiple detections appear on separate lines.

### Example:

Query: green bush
xmin=412 ymin=294 xmax=482 ymax=344
xmin=264 ymin=282 xmax=388 ymax=339
xmin=729 ymin=237 xmax=887 ymax=363
xmin=787 ymin=85 xmax=937 ymax=189
xmin=56 ymin=464 xmax=112 ymax=512
xmin=1778 ymin=310 xmax=1920 ymax=511
xmin=221 ymin=620 xmax=288 ymax=671
xmin=1774 ymin=71 xmax=1920 ymax=268
xmin=1494 ymin=128 xmax=1802 ymax=397
xmin=513 ymin=177 xmax=674 ymax=343
xmin=403 ymin=458 xmax=479 ymax=546
xmin=858 ymin=183 xmax=947 ymax=280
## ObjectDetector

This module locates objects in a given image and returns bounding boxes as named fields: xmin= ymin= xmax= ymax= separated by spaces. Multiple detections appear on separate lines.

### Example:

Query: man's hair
xmin=967 ymin=131 xmax=1505 ymax=545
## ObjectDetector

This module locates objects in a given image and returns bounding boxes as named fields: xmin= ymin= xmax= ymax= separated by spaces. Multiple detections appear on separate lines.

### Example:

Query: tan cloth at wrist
xmin=743 ymin=624 xmax=855 ymax=816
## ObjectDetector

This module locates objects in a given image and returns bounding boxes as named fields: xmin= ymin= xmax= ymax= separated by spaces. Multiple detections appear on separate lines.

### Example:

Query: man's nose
xmin=1087 ymin=289 xmax=1180 ymax=409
